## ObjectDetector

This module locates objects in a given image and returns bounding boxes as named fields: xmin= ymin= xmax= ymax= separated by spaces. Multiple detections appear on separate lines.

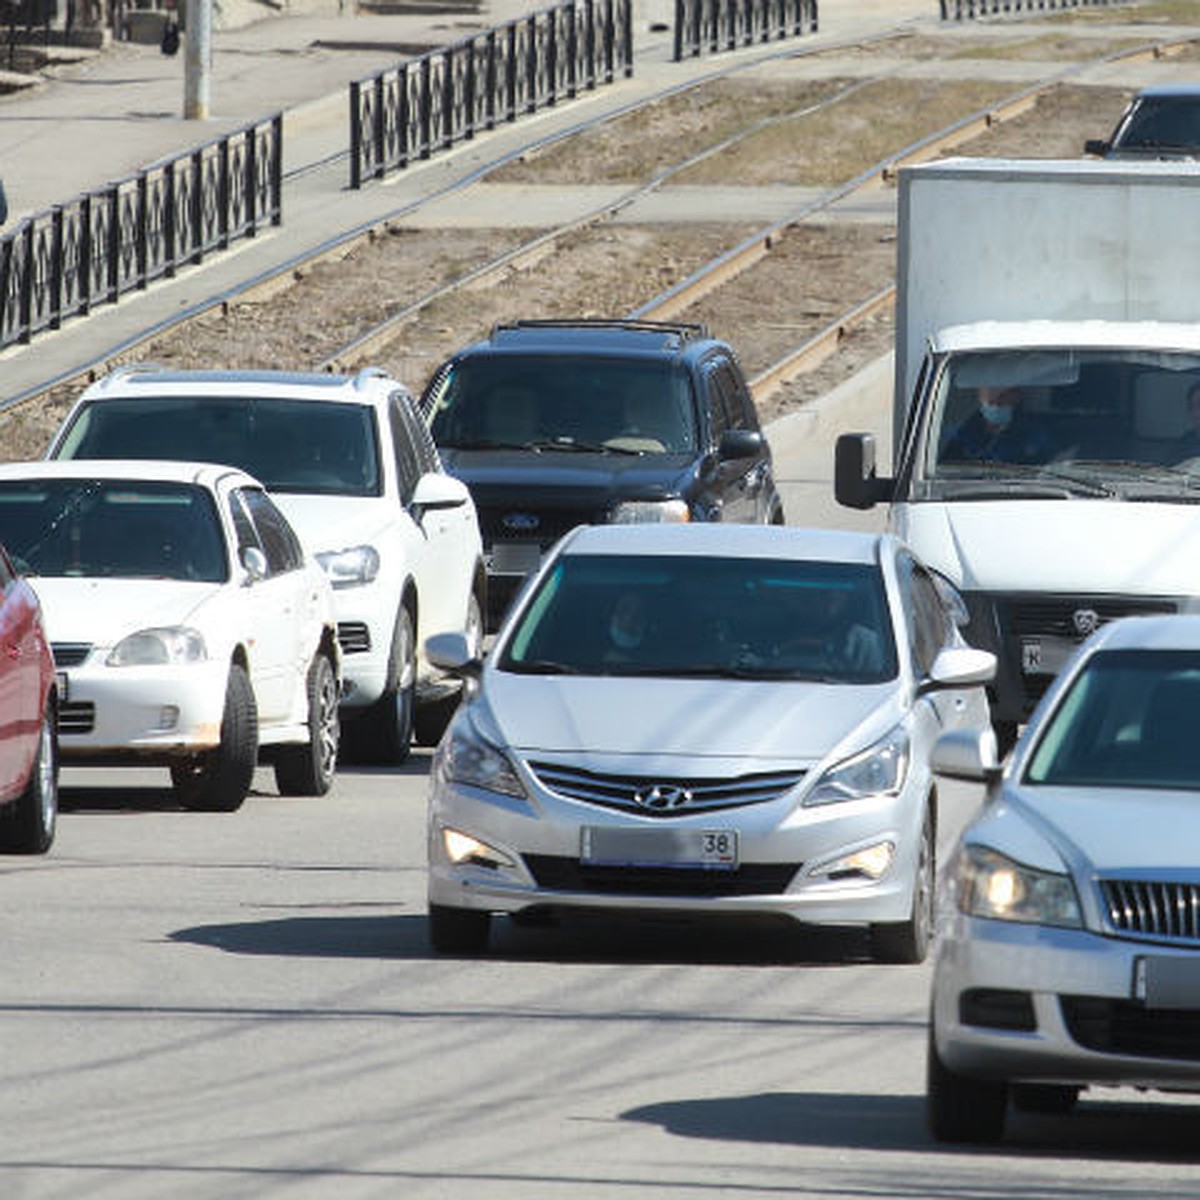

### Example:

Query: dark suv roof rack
xmin=490 ymin=318 xmax=710 ymax=343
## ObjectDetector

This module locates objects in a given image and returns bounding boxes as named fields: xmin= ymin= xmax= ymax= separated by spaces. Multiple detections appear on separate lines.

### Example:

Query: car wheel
xmin=352 ymin=605 xmax=416 ymax=765
xmin=171 ymin=664 xmax=258 ymax=812
xmin=428 ymin=904 xmax=490 ymax=954
xmin=274 ymin=651 xmax=339 ymax=796
xmin=926 ymin=1026 xmax=1007 ymax=1144
xmin=870 ymin=807 xmax=935 ymax=964
xmin=0 ymin=704 xmax=58 ymax=854
xmin=414 ymin=589 xmax=483 ymax=748
xmin=1011 ymin=1083 xmax=1080 ymax=1115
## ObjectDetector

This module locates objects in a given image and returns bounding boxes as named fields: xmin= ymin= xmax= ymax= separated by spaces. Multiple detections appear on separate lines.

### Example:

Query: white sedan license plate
xmin=581 ymin=827 xmax=738 ymax=870
xmin=1135 ymin=956 xmax=1200 ymax=1009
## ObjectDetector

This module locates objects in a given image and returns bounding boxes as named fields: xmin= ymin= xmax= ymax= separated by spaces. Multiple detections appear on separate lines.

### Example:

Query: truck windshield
xmin=916 ymin=349 xmax=1200 ymax=498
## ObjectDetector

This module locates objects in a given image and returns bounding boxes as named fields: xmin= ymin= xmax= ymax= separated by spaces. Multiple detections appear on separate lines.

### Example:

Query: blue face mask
xmin=980 ymin=401 xmax=1015 ymax=430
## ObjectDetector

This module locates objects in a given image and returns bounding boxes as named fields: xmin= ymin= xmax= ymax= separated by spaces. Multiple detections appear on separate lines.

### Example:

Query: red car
xmin=0 ymin=543 xmax=57 ymax=853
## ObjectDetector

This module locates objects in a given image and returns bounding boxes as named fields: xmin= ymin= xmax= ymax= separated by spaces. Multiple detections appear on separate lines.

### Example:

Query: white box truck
xmin=835 ymin=157 xmax=1200 ymax=750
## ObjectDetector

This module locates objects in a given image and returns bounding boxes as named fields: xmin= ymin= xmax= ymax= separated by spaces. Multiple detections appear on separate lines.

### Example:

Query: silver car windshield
xmin=57 ymin=397 xmax=381 ymax=497
xmin=498 ymin=553 xmax=898 ymax=683
xmin=0 ymin=479 xmax=228 ymax=582
xmin=1026 ymin=649 xmax=1200 ymax=789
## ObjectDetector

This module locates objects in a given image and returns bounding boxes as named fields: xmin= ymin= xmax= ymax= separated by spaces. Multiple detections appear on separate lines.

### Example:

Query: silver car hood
xmin=484 ymin=672 xmax=900 ymax=767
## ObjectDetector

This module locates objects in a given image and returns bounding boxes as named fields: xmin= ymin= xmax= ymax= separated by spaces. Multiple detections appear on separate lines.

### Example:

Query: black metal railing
xmin=349 ymin=0 xmax=633 ymax=189
xmin=672 ymin=0 xmax=817 ymax=61
xmin=941 ymin=0 xmax=1120 ymax=18
xmin=0 ymin=114 xmax=282 ymax=351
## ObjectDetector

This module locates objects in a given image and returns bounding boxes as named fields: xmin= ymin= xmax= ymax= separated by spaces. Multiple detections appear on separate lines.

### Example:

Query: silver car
xmin=928 ymin=614 xmax=1200 ymax=1143
xmin=425 ymin=523 xmax=994 ymax=959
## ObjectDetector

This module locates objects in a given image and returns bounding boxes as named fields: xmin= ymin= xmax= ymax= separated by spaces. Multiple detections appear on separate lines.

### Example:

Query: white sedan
xmin=0 ymin=461 xmax=341 ymax=812
xmin=424 ymin=523 xmax=995 ymax=959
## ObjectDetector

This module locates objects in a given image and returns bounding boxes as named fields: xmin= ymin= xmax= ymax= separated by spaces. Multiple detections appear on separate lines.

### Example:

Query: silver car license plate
xmin=581 ymin=827 xmax=738 ymax=870
xmin=1135 ymin=956 xmax=1200 ymax=1009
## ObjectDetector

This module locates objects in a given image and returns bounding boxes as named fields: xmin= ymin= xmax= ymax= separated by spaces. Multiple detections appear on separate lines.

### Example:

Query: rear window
xmin=56 ymin=396 xmax=381 ymax=497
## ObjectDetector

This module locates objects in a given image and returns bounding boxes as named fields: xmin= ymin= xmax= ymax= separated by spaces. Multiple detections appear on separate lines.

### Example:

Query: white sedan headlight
xmin=106 ymin=627 xmax=207 ymax=667
xmin=437 ymin=710 xmax=527 ymax=800
xmin=804 ymin=728 xmax=910 ymax=806
xmin=609 ymin=499 xmax=690 ymax=524
xmin=957 ymin=845 xmax=1082 ymax=928
xmin=315 ymin=544 xmax=380 ymax=588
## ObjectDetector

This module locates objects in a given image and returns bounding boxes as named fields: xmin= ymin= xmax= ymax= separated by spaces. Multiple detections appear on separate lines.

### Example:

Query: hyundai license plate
xmin=581 ymin=827 xmax=737 ymax=870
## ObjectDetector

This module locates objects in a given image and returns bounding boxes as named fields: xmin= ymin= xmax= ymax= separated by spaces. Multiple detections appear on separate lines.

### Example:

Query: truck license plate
xmin=1021 ymin=636 xmax=1074 ymax=676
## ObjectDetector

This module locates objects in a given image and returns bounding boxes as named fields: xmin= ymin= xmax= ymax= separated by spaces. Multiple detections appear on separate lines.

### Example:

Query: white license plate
xmin=491 ymin=542 xmax=540 ymax=575
xmin=580 ymin=827 xmax=738 ymax=870
xmin=1135 ymin=956 xmax=1200 ymax=1009
xmin=1020 ymin=636 xmax=1076 ymax=676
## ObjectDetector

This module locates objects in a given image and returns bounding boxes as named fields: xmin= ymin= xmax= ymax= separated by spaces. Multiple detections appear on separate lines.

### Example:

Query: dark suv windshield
xmin=55 ymin=397 xmax=381 ymax=497
xmin=426 ymin=357 xmax=698 ymax=454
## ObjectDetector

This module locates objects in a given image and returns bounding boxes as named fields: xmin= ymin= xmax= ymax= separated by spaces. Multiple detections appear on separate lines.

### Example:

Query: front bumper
xmin=932 ymin=912 xmax=1200 ymax=1090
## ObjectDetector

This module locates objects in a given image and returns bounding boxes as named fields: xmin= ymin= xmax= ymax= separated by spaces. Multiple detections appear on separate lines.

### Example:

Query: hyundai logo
xmin=634 ymin=784 xmax=694 ymax=811
xmin=1072 ymin=608 xmax=1101 ymax=638
xmin=502 ymin=512 xmax=540 ymax=533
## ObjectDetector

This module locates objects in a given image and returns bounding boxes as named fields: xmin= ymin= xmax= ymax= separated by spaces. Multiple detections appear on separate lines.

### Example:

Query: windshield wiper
xmin=525 ymin=438 xmax=642 ymax=456
xmin=503 ymin=659 xmax=580 ymax=675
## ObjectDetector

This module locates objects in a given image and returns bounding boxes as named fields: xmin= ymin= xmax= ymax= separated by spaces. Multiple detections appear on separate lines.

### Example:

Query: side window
xmin=897 ymin=552 xmax=950 ymax=676
xmin=389 ymin=399 xmax=425 ymax=505
xmin=702 ymin=363 xmax=730 ymax=443
xmin=241 ymin=488 xmax=304 ymax=575
xmin=229 ymin=491 xmax=261 ymax=562
xmin=711 ymin=358 xmax=755 ymax=430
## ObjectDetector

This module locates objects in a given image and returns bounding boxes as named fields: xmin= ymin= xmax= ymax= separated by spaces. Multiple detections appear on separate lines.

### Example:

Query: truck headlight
xmin=957 ymin=845 xmax=1082 ymax=928
xmin=610 ymin=499 xmax=690 ymax=524
xmin=107 ymin=627 xmax=207 ymax=666
xmin=315 ymin=545 xmax=380 ymax=588
xmin=804 ymin=728 xmax=909 ymax=806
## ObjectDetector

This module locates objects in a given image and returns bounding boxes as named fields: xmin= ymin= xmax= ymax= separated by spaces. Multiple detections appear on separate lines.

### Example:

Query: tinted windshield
xmin=427 ymin=357 xmax=698 ymax=454
xmin=499 ymin=553 xmax=898 ymax=682
xmin=914 ymin=349 xmax=1200 ymax=498
xmin=1026 ymin=649 xmax=1200 ymax=789
xmin=0 ymin=479 xmax=227 ymax=582
xmin=1113 ymin=95 xmax=1200 ymax=152
xmin=57 ymin=397 xmax=381 ymax=497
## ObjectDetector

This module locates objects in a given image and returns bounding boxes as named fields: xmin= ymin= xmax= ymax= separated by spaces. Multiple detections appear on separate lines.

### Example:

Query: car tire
xmin=926 ymin=1026 xmax=1007 ymax=1144
xmin=0 ymin=704 xmax=58 ymax=854
xmin=428 ymin=904 xmax=490 ymax=954
xmin=414 ymin=588 xmax=483 ymax=748
xmin=1011 ymin=1083 xmax=1080 ymax=1115
xmin=274 ymin=651 xmax=339 ymax=796
xmin=352 ymin=605 xmax=416 ymax=765
xmin=171 ymin=664 xmax=258 ymax=812
xmin=870 ymin=807 xmax=934 ymax=964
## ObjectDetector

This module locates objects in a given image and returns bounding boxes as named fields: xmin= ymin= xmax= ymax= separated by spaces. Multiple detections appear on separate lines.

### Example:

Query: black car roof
xmin=461 ymin=319 xmax=719 ymax=360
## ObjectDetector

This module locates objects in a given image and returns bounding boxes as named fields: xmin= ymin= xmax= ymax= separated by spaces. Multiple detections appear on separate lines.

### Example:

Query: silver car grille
xmin=524 ymin=760 xmax=805 ymax=817
xmin=1100 ymin=878 xmax=1200 ymax=944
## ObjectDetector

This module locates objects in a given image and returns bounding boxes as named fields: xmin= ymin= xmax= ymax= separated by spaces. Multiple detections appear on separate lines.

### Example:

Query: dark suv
xmin=419 ymin=319 xmax=784 ymax=626
xmin=1084 ymin=85 xmax=1200 ymax=161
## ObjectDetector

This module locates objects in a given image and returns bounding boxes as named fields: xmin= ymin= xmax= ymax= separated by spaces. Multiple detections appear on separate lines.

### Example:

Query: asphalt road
xmin=2 ymin=754 xmax=1198 ymax=1199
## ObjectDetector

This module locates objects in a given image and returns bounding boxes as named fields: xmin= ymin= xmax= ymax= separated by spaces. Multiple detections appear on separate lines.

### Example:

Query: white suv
xmin=48 ymin=366 xmax=486 ymax=763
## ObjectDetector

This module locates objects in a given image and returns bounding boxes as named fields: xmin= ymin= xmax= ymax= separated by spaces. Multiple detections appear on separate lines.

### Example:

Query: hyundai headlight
xmin=804 ymin=728 xmax=910 ymax=806
xmin=315 ymin=545 xmax=380 ymax=588
xmin=957 ymin=845 xmax=1082 ymax=928
xmin=609 ymin=499 xmax=690 ymax=524
xmin=107 ymin=627 xmax=207 ymax=667
xmin=437 ymin=710 xmax=527 ymax=800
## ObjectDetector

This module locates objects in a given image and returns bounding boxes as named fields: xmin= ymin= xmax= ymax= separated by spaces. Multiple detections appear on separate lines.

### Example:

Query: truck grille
xmin=1006 ymin=596 xmax=1176 ymax=640
xmin=1100 ymin=878 xmax=1200 ymax=944
xmin=525 ymin=761 xmax=805 ymax=816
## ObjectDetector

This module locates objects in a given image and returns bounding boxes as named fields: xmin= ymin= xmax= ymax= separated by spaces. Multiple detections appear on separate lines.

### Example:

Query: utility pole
xmin=184 ymin=0 xmax=212 ymax=119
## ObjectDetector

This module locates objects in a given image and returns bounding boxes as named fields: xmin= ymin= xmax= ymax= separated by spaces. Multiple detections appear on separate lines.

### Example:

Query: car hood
xmin=30 ymin=578 xmax=223 ymax=647
xmin=270 ymin=493 xmax=392 ymax=552
xmin=482 ymin=672 xmax=900 ymax=767
xmin=440 ymin=449 xmax=697 ymax=505
xmin=902 ymin=502 xmax=1200 ymax=594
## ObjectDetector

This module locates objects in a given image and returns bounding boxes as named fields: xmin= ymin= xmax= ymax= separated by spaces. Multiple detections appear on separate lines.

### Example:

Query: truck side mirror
xmin=834 ymin=433 xmax=893 ymax=510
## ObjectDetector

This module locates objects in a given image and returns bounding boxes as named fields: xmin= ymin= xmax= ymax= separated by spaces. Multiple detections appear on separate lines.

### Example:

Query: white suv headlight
xmin=609 ymin=499 xmax=690 ymax=524
xmin=957 ymin=845 xmax=1082 ymax=928
xmin=107 ymin=627 xmax=207 ymax=666
xmin=315 ymin=545 xmax=380 ymax=588
xmin=804 ymin=728 xmax=910 ymax=806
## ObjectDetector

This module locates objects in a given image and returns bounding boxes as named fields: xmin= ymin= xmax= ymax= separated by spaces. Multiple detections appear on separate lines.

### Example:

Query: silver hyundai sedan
xmin=424 ymin=523 xmax=994 ymax=960
xmin=928 ymin=614 xmax=1200 ymax=1143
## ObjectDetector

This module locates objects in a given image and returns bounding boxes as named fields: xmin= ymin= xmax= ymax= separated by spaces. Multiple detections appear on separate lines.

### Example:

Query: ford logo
xmin=502 ymin=513 xmax=540 ymax=533
xmin=634 ymin=785 xmax=694 ymax=811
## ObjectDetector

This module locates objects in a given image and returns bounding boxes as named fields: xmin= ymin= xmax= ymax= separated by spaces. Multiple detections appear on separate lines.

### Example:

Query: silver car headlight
xmin=107 ymin=627 xmax=207 ymax=667
xmin=803 ymin=727 xmax=910 ymax=806
xmin=315 ymin=544 xmax=380 ymax=588
xmin=609 ymin=499 xmax=690 ymax=524
xmin=957 ymin=845 xmax=1082 ymax=928
xmin=437 ymin=709 xmax=527 ymax=800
